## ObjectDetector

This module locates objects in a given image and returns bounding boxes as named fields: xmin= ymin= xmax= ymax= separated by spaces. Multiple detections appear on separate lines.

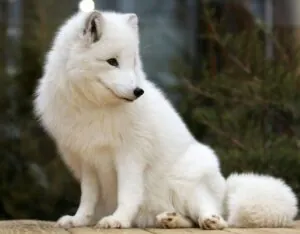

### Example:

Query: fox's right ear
xmin=83 ymin=11 xmax=103 ymax=43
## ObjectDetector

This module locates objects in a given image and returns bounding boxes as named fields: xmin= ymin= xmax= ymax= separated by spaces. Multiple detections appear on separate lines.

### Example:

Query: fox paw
xmin=96 ymin=215 xmax=130 ymax=229
xmin=156 ymin=212 xmax=179 ymax=228
xmin=156 ymin=211 xmax=194 ymax=228
xmin=55 ymin=214 xmax=93 ymax=228
xmin=199 ymin=214 xmax=228 ymax=230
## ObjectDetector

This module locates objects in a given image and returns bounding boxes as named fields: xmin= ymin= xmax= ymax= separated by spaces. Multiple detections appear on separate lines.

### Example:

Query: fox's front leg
xmin=56 ymin=162 xmax=99 ymax=228
xmin=96 ymin=150 xmax=144 ymax=228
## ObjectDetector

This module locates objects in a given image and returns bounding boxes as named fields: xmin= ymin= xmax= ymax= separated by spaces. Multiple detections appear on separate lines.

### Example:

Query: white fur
xmin=225 ymin=173 xmax=298 ymax=228
xmin=34 ymin=10 xmax=227 ymax=229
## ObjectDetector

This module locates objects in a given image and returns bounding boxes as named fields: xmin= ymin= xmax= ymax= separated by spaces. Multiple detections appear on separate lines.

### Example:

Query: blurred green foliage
xmin=0 ymin=0 xmax=299 ymax=220
xmin=0 ymin=0 xmax=80 ymax=220
xmin=171 ymin=3 xmax=300 ymax=203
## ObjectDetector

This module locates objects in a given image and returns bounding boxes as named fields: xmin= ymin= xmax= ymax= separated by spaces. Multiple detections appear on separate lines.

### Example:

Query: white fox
xmin=34 ymin=9 xmax=227 ymax=229
xmin=34 ymin=9 xmax=298 ymax=229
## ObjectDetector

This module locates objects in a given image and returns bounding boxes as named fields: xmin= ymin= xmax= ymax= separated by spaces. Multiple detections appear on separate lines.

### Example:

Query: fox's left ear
xmin=125 ymin=13 xmax=138 ymax=30
xmin=83 ymin=10 xmax=103 ymax=43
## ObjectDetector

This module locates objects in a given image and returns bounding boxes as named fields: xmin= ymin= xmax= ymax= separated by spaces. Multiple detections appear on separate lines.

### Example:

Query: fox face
xmin=66 ymin=11 xmax=144 ymax=105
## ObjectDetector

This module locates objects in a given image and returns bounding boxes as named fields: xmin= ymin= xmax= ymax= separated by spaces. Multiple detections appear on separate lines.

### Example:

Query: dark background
xmin=0 ymin=0 xmax=299 ymax=220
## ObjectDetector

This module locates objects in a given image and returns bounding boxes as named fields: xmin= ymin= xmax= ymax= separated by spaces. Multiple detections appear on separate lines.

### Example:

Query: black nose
xmin=133 ymin=87 xmax=144 ymax=98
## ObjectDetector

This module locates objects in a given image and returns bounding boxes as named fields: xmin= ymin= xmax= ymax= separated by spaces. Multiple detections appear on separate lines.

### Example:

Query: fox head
xmin=58 ymin=10 xmax=145 ymax=106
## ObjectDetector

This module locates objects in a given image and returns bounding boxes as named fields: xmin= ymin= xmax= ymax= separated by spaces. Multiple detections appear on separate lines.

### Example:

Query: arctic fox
xmin=34 ymin=10 xmax=227 ymax=229
xmin=33 ymin=9 xmax=298 ymax=230
xmin=225 ymin=173 xmax=298 ymax=228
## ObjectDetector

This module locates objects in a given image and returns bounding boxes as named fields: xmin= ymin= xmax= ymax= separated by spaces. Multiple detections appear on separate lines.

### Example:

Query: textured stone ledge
xmin=0 ymin=220 xmax=299 ymax=234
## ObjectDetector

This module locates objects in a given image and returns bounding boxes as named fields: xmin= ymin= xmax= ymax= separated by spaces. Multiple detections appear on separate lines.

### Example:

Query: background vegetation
xmin=0 ymin=0 xmax=299 ymax=220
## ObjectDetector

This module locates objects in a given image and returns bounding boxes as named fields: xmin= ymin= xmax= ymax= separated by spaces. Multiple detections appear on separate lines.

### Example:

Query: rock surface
xmin=0 ymin=220 xmax=299 ymax=234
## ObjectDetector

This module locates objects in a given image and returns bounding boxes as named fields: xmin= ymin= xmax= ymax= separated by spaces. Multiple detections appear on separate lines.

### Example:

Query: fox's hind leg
xmin=172 ymin=143 xmax=228 ymax=230
xmin=189 ymin=171 xmax=228 ymax=230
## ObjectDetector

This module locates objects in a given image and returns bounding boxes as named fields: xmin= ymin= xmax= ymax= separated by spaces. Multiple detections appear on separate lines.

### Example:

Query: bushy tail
xmin=225 ymin=172 xmax=298 ymax=228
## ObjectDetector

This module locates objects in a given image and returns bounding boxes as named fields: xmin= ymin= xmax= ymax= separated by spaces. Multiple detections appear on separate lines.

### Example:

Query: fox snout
xmin=133 ymin=87 xmax=144 ymax=98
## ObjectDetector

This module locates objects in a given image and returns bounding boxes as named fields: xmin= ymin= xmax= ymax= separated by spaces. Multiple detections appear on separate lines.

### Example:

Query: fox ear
xmin=125 ymin=13 xmax=138 ymax=30
xmin=84 ymin=11 xmax=103 ymax=43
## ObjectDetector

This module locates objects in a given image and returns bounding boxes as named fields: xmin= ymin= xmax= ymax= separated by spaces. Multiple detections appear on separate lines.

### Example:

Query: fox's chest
xmin=46 ymin=108 xmax=133 ymax=154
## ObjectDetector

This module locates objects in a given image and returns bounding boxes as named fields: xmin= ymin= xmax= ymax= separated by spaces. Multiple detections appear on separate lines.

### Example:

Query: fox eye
xmin=106 ymin=58 xmax=119 ymax=67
